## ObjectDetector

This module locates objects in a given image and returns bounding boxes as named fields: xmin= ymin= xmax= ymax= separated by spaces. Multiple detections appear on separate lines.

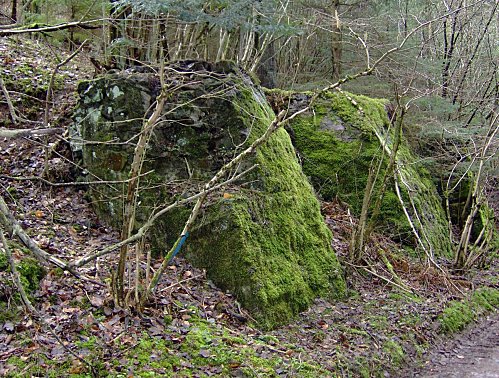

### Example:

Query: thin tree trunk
xmin=331 ymin=0 xmax=342 ymax=81
xmin=115 ymin=74 xmax=168 ymax=304
xmin=441 ymin=1 xmax=462 ymax=98
xmin=452 ymin=2 xmax=497 ymax=105
xmin=11 ymin=0 xmax=17 ymax=22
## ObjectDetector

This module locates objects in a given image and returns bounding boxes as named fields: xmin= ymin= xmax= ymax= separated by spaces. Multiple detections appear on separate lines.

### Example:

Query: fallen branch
xmin=0 ymin=75 xmax=19 ymax=124
xmin=0 ymin=194 xmax=73 ymax=273
xmin=0 ymin=19 xmax=102 ymax=36
xmin=0 ymin=127 xmax=64 ymax=139
xmin=0 ymin=229 xmax=98 ymax=377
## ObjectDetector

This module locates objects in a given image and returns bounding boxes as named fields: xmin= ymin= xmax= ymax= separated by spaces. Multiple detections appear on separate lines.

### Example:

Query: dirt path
xmin=412 ymin=312 xmax=499 ymax=377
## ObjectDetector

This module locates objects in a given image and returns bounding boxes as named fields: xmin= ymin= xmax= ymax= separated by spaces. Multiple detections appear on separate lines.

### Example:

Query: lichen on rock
xmin=71 ymin=61 xmax=345 ymax=328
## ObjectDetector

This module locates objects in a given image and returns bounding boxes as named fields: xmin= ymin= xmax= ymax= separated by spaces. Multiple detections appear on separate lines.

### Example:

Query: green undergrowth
xmin=4 ymin=316 xmax=329 ymax=377
xmin=0 ymin=249 xmax=45 ymax=323
xmin=1 ymin=38 xmax=66 ymax=98
xmin=439 ymin=287 xmax=499 ymax=334
xmin=0 ymin=37 xmax=69 ymax=126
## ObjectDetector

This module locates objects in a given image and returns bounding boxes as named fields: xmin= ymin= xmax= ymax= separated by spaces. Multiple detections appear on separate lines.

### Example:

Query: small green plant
xmin=16 ymin=257 xmax=46 ymax=293
xmin=383 ymin=340 xmax=405 ymax=367
xmin=440 ymin=301 xmax=474 ymax=333
xmin=0 ymin=251 xmax=7 ymax=270
xmin=472 ymin=287 xmax=499 ymax=310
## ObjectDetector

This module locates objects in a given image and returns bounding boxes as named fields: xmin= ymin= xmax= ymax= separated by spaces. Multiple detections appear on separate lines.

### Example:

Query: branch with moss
xmin=0 ymin=127 xmax=64 ymax=139
xmin=0 ymin=19 xmax=102 ymax=36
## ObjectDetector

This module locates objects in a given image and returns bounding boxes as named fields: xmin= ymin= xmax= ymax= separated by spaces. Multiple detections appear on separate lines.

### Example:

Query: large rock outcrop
xmin=71 ymin=62 xmax=345 ymax=328
xmin=270 ymin=90 xmax=453 ymax=256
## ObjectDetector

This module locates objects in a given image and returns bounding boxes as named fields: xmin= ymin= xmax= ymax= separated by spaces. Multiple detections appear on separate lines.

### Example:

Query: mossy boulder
xmin=269 ymin=90 xmax=452 ymax=255
xmin=71 ymin=61 xmax=345 ymax=328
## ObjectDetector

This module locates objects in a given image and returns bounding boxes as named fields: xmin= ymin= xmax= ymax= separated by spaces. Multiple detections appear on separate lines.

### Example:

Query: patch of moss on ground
xmin=16 ymin=256 xmax=45 ymax=293
xmin=383 ymin=339 xmax=405 ymax=367
xmin=1 ymin=57 xmax=66 ymax=99
xmin=440 ymin=287 xmax=499 ymax=334
xmin=0 ymin=251 xmax=7 ymax=270
xmin=0 ymin=250 xmax=45 ymax=323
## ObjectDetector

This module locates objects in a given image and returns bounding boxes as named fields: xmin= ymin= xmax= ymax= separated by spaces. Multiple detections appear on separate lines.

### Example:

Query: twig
xmin=0 ymin=75 xmax=19 ymax=124
xmin=44 ymin=41 xmax=88 ymax=127
xmin=158 ymin=273 xmax=204 ymax=293
xmin=0 ymin=194 xmax=74 ymax=274
xmin=343 ymin=260 xmax=414 ymax=295
xmin=0 ymin=229 xmax=36 ymax=312
xmin=0 ymin=171 xmax=154 ymax=187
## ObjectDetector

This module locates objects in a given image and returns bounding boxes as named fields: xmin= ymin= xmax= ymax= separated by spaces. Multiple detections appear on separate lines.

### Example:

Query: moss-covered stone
xmin=272 ymin=90 xmax=452 ymax=255
xmin=71 ymin=61 xmax=345 ymax=328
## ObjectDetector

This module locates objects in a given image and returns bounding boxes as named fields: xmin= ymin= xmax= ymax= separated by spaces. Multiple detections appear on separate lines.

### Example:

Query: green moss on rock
xmin=71 ymin=61 xmax=345 ymax=328
xmin=278 ymin=90 xmax=452 ymax=255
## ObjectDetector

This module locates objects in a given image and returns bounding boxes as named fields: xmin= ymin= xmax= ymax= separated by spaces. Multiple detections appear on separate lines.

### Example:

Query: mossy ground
xmin=0 ymin=37 xmax=71 ymax=126
xmin=440 ymin=287 xmax=499 ymax=334
xmin=3 ymin=314 xmax=329 ymax=377
xmin=0 ymin=249 xmax=45 ymax=323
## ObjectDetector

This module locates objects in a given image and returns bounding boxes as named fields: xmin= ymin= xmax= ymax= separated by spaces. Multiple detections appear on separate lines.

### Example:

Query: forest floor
xmin=410 ymin=312 xmax=499 ymax=377
xmin=0 ymin=36 xmax=498 ymax=377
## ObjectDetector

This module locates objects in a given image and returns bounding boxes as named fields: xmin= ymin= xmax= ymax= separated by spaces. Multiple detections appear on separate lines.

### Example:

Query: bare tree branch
xmin=0 ymin=19 xmax=102 ymax=36
xmin=0 ymin=127 xmax=64 ymax=139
